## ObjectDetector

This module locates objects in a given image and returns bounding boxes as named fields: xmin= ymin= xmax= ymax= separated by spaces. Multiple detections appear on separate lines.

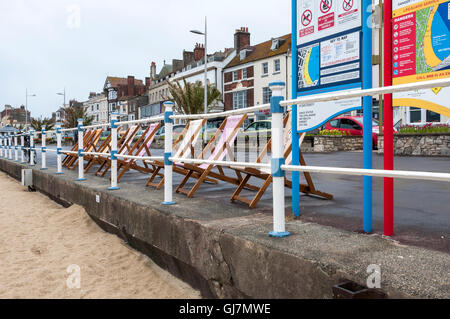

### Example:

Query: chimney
xmin=183 ymin=50 xmax=195 ymax=67
xmin=150 ymin=62 xmax=157 ymax=81
xmin=145 ymin=77 xmax=150 ymax=87
xmin=234 ymin=27 xmax=250 ymax=53
xmin=194 ymin=43 xmax=205 ymax=62
xmin=127 ymin=76 xmax=135 ymax=96
xmin=89 ymin=92 xmax=97 ymax=99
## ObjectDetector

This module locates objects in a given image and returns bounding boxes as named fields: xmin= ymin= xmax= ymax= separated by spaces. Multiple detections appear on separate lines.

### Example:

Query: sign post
xmin=292 ymin=0 xmax=372 ymax=231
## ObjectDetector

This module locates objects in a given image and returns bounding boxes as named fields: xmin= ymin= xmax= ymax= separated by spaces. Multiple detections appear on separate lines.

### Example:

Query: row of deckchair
xmin=62 ymin=112 xmax=333 ymax=208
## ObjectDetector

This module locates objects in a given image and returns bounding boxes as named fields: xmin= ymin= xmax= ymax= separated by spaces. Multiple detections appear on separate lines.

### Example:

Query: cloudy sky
xmin=0 ymin=0 xmax=291 ymax=119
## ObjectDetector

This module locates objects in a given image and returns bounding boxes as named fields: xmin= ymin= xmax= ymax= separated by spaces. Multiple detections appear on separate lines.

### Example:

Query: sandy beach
xmin=0 ymin=172 xmax=201 ymax=299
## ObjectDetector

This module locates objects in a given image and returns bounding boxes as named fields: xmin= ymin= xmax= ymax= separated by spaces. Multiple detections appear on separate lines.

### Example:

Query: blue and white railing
xmin=1 ymin=78 xmax=450 ymax=238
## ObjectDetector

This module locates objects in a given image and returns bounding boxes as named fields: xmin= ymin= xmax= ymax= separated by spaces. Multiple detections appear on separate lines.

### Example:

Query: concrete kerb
xmin=0 ymin=158 xmax=448 ymax=299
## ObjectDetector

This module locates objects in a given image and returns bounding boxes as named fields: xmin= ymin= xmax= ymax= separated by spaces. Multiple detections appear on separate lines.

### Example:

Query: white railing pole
xmin=14 ymin=134 xmax=18 ymax=162
xmin=0 ymin=134 xmax=3 ymax=158
xmin=20 ymin=133 xmax=25 ymax=163
xmin=8 ymin=133 xmax=13 ymax=160
xmin=76 ymin=119 xmax=86 ymax=181
xmin=41 ymin=125 xmax=47 ymax=170
xmin=108 ymin=113 xmax=120 ymax=190
xmin=162 ymin=101 xmax=175 ymax=206
xmin=268 ymin=82 xmax=289 ymax=238
xmin=29 ymin=130 xmax=35 ymax=166
xmin=56 ymin=123 xmax=63 ymax=174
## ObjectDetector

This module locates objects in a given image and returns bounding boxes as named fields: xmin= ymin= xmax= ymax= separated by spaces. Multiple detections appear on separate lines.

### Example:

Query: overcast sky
xmin=0 ymin=0 xmax=291 ymax=119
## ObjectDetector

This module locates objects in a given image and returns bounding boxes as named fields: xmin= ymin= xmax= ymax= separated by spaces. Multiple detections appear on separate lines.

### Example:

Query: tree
xmin=31 ymin=117 xmax=55 ymax=131
xmin=63 ymin=101 xmax=93 ymax=129
xmin=168 ymin=79 xmax=222 ymax=115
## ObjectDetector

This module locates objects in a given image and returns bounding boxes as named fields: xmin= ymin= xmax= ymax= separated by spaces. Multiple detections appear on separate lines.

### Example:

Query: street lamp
xmin=190 ymin=16 xmax=208 ymax=146
xmin=25 ymin=89 xmax=36 ymax=129
xmin=57 ymin=88 xmax=66 ymax=108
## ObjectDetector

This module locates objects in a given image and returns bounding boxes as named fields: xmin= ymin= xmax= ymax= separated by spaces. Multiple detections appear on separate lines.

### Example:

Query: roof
xmin=225 ymin=34 xmax=291 ymax=69
xmin=106 ymin=76 xmax=144 ymax=88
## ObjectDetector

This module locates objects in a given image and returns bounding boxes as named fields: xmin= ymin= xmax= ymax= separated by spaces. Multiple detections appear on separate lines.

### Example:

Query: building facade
xmin=84 ymin=92 xmax=108 ymax=125
xmin=0 ymin=105 xmax=31 ymax=127
xmin=223 ymin=29 xmax=291 ymax=120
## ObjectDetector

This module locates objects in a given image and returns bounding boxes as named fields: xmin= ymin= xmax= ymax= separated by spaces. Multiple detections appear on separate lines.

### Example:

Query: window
xmin=426 ymin=110 xmax=441 ymax=122
xmin=340 ymin=119 xmax=361 ymax=130
xmin=232 ymin=91 xmax=247 ymax=110
xmin=329 ymin=120 xmax=339 ymax=128
xmin=262 ymin=63 xmax=269 ymax=76
xmin=233 ymin=71 xmax=239 ymax=82
xmin=242 ymin=68 xmax=247 ymax=80
xmin=274 ymin=59 xmax=281 ymax=73
xmin=262 ymin=87 xmax=272 ymax=104
xmin=410 ymin=107 xmax=421 ymax=123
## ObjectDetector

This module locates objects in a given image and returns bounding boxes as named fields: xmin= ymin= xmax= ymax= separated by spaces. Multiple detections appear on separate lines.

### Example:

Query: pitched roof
xmin=106 ymin=76 xmax=144 ymax=87
xmin=225 ymin=34 xmax=291 ymax=69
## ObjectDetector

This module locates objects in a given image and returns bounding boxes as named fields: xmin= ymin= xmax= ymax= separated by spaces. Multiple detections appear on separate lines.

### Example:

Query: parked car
xmin=323 ymin=116 xmax=394 ymax=148
xmin=241 ymin=120 xmax=272 ymax=140
xmin=154 ymin=125 xmax=186 ymax=147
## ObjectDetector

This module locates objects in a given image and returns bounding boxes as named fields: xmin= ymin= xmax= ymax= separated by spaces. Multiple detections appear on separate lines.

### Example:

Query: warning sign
xmin=297 ymin=0 xmax=361 ymax=44
xmin=320 ymin=0 xmax=333 ymax=14
xmin=301 ymin=9 xmax=313 ymax=26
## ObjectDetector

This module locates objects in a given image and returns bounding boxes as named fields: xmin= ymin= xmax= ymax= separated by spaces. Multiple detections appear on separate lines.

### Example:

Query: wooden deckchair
xmin=84 ymin=126 xmax=133 ymax=173
xmin=68 ymin=129 xmax=103 ymax=170
xmin=229 ymin=111 xmax=333 ymax=208
xmin=95 ymin=125 xmax=140 ymax=177
xmin=62 ymin=129 xmax=101 ymax=169
xmin=175 ymin=114 xmax=259 ymax=198
xmin=111 ymin=122 xmax=162 ymax=181
xmin=146 ymin=118 xmax=218 ymax=189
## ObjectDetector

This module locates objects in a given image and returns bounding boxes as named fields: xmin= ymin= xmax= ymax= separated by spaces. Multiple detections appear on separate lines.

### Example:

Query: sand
xmin=0 ymin=172 xmax=201 ymax=299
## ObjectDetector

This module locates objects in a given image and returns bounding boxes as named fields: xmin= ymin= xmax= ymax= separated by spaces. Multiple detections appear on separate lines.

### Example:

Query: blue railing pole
xmin=41 ymin=126 xmax=47 ymax=170
xmin=269 ymin=82 xmax=290 ymax=238
xmin=76 ymin=119 xmax=86 ymax=181
xmin=291 ymin=0 xmax=301 ymax=218
xmin=162 ymin=101 xmax=176 ymax=206
xmin=29 ymin=131 xmax=35 ymax=166
xmin=56 ymin=123 xmax=63 ymax=174
xmin=108 ymin=113 xmax=120 ymax=190
xmin=363 ymin=0 xmax=373 ymax=233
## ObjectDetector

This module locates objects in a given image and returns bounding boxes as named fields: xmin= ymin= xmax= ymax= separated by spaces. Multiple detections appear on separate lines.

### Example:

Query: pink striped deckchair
xmin=175 ymin=114 xmax=258 ymax=198
xmin=146 ymin=118 xmax=218 ymax=189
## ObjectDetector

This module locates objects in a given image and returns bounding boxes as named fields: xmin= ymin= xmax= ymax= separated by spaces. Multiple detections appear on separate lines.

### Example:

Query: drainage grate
xmin=333 ymin=281 xmax=386 ymax=299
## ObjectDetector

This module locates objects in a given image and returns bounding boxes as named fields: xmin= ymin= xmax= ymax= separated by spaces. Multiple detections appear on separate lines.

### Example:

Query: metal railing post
xmin=76 ymin=119 xmax=86 ymax=181
xmin=20 ymin=133 xmax=25 ymax=164
xmin=14 ymin=134 xmax=18 ymax=162
xmin=41 ymin=126 xmax=47 ymax=170
xmin=9 ymin=133 xmax=13 ymax=160
xmin=29 ymin=130 xmax=35 ymax=166
xmin=0 ymin=134 xmax=3 ymax=158
xmin=108 ymin=113 xmax=120 ymax=190
xmin=268 ymin=82 xmax=289 ymax=238
xmin=162 ymin=101 xmax=175 ymax=205
xmin=56 ymin=123 xmax=63 ymax=174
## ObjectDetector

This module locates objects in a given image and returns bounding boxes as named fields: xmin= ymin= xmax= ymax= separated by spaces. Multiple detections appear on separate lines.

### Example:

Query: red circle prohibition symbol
xmin=301 ymin=10 xmax=313 ymax=26
xmin=343 ymin=0 xmax=353 ymax=11
xmin=320 ymin=0 xmax=332 ymax=14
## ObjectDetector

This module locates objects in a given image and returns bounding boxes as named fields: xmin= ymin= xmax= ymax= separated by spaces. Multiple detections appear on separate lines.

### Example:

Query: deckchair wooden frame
xmin=145 ymin=118 xmax=218 ymax=189
xmin=62 ymin=129 xmax=102 ymax=169
xmin=95 ymin=125 xmax=141 ymax=177
xmin=113 ymin=122 xmax=162 ymax=181
xmin=83 ymin=126 xmax=133 ymax=173
xmin=175 ymin=114 xmax=259 ymax=198
xmin=68 ymin=129 xmax=103 ymax=170
xmin=229 ymin=112 xmax=333 ymax=208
